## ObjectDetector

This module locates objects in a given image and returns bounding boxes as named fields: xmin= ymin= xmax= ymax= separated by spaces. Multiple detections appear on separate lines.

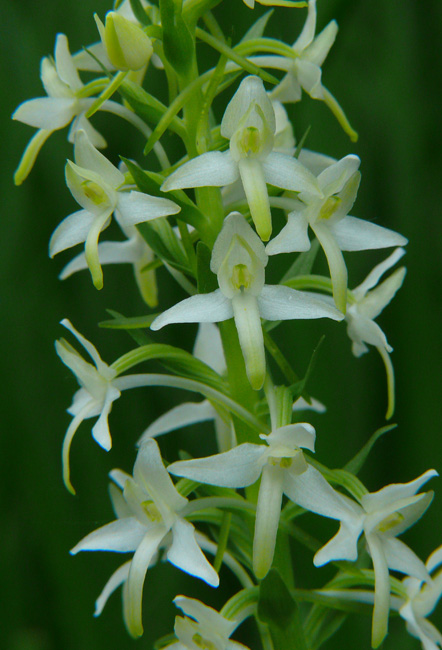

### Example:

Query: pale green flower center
xmin=377 ymin=511 xmax=405 ymax=533
xmin=318 ymin=196 xmax=341 ymax=221
xmin=141 ymin=500 xmax=162 ymax=522
xmin=81 ymin=180 xmax=109 ymax=205
xmin=192 ymin=633 xmax=217 ymax=650
xmin=238 ymin=126 xmax=262 ymax=157
xmin=232 ymin=263 xmax=252 ymax=291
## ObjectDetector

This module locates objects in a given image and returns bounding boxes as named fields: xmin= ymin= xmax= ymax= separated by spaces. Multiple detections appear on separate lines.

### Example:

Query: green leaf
xmin=240 ymin=10 xmax=274 ymax=42
xmin=114 ymin=343 xmax=227 ymax=392
xmin=154 ymin=633 xmax=177 ymax=650
xmin=137 ymin=220 xmax=193 ymax=277
xmin=307 ymin=608 xmax=347 ymax=650
xmin=119 ymin=80 xmax=186 ymax=138
xmin=196 ymin=242 xmax=218 ymax=294
xmin=160 ymin=0 xmax=195 ymax=77
xmin=258 ymin=569 xmax=308 ymax=650
xmin=123 ymin=158 xmax=207 ymax=232
xmin=129 ymin=0 xmax=150 ymax=25
xmin=281 ymin=239 xmax=320 ymax=283
xmin=344 ymin=423 xmax=397 ymax=475
xmin=100 ymin=310 xmax=153 ymax=345
xmin=290 ymin=335 xmax=325 ymax=403
xmin=195 ymin=27 xmax=279 ymax=85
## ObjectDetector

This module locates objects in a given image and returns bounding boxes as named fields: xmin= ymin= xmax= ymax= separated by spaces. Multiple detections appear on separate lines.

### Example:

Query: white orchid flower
xmin=164 ymin=596 xmax=250 ymax=650
xmin=49 ymin=129 xmax=180 ymax=289
xmin=399 ymin=545 xmax=442 ymax=650
xmin=346 ymin=247 xmax=407 ymax=419
xmin=56 ymin=319 xmax=125 ymax=492
xmin=266 ymin=154 xmax=407 ymax=312
xmin=161 ymin=76 xmax=321 ymax=241
xmin=12 ymin=34 xmax=108 ymax=185
xmin=59 ymin=223 xmax=159 ymax=307
xmin=151 ymin=213 xmax=343 ymax=390
xmin=71 ymin=439 xmax=219 ymax=638
xmin=250 ymin=0 xmax=357 ymax=139
xmin=138 ymin=324 xmax=235 ymax=451
xmin=168 ymin=422 xmax=358 ymax=580
xmin=313 ymin=470 xmax=438 ymax=648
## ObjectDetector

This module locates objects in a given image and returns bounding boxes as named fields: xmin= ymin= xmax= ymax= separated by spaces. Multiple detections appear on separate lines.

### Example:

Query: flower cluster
xmin=14 ymin=1 xmax=441 ymax=649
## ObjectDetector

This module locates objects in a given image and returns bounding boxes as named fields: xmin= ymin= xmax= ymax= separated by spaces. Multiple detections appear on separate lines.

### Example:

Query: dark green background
xmin=1 ymin=0 xmax=441 ymax=648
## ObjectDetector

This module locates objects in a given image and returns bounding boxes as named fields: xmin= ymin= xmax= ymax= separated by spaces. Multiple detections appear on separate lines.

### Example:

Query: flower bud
xmin=95 ymin=11 xmax=153 ymax=71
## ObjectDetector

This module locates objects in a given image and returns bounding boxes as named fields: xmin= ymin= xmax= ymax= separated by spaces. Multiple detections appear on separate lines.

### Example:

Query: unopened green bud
xmin=95 ymin=11 xmax=153 ymax=71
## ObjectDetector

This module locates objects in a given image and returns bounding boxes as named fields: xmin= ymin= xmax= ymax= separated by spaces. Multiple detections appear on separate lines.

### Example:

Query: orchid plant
xmin=13 ymin=0 xmax=441 ymax=649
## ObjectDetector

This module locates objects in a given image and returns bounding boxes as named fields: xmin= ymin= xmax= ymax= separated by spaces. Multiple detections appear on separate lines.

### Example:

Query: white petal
xmin=263 ymin=152 xmax=321 ymax=195
xmin=298 ymin=149 xmax=336 ymax=176
xmin=347 ymin=312 xmax=391 ymax=353
xmin=312 ymin=221 xmax=348 ymax=312
xmin=331 ymin=216 xmax=408 ymax=251
xmin=211 ymin=212 xmax=268 ymax=274
xmin=283 ymin=464 xmax=363 ymax=521
xmin=109 ymin=483 xmax=132 ymax=519
xmin=193 ymin=323 xmax=226 ymax=374
xmin=238 ymin=159 xmax=272 ymax=241
xmin=150 ymin=290 xmax=233 ymax=330
xmin=266 ymin=213 xmax=310 ymax=255
xmin=293 ymin=0 xmax=316 ymax=52
xmin=71 ymin=517 xmax=147 ymax=554
xmin=361 ymin=470 xmax=438 ymax=513
xmin=55 ymin=34 xmax=83 ymax=91
xmin=314 ymin=519 xmax=362 ymax=566
xmin=94 ymin=561 xmax=131 ymax=616
xmin=296 ymin=59 xmax=323 ymax=99
xmin=137 ymin=400 xmax=215 ymax=444
xmin=317 ymin=155 xmax=360 ymax=197
xmin=427 ymin=545 xmax=442 ymax=574
xmin=13 ymin=97 xmax=76 ymax=129
xmin=270 ymin=71 xmax=302 ymax=103
xmin=59 ymin=239 xmax=139 ymax=279
xmin=117 ymin=191 xmax=180 ymax=228
xmin=305 ymin=20 xmax=338 ymax=66
xmin=383 ymin=538 xmax=429 ymax=581
xmin=91 ymin=385 xmax=121 ymax=451
xmin=59 ymin=318 xmax=109 ymax=372
xmin=366 ymin=533 xmax=391 ymax=648
xmin=69 ymin=112 xmax=107 ymax=148
xmin=49 ymin=209 xmax=95 ymax=256
xmin=168 ymin=518 xmax=219 ymax=586
xmin=74 ymin=130 xmax=124 ymax=187
xmin=253 ymin=464 xmax=284 ymax=579
xmin=293 ymin=396 xmax=326 ymax=413
xmin=126 ymin=527 xmax=168 ymax=637
xmin=168 ymin=443 xmax=267 ymax=488
xmin=353 ymin=247 xmax=406 ymax=298
xmin=221 ymin=76 xmax=275 ymax=139
xmin=134 ymin=438 xmax=188 ymax=513
xmin=162 ymin=151 xmax=238 ymax=191
xmin=232 ymin=292 xmax=266 ymax=390
xmin=264 ymin=423 xmax=316 ymax=452
xmin=174 ymin=596 xmax=235 ymax=637
xmin=359 ymin=268 xmax=406 ymax=321
xmin=258 ymin=284 xmax=344 ymax=321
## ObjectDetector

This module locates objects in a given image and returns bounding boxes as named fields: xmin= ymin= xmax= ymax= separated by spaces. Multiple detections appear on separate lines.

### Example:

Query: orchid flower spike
xmin=253 ymin=0 xmax=357 ymax=139
xmin=49 ymin=129 xmax=180 ymax=289
xmin=161 ymin=76 xmax=321 ymax=241
xmin=12 ymin=34 xmax=107 ymax=185
xmin=70 ymin=439 xmax=218 ymax=638
xmin=168 ymin=422 xmax=359 ymax=580
xmin=346 ymin=247 xmax=407 ymax=419
xmin=266 ymin=154 xmax=407 ymax=312
xmin=151 ymin=213 xmax=343 ymax=391
xmin=399 ymin=545 xmax=442 ymax=650
xmin=164 ymin=596 xmax=250 ymax=650
xmin=313 ymin=469 xmax=438 ymax=648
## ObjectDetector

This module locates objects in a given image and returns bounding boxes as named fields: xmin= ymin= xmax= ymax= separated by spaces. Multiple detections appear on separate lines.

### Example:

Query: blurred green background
xmin=1 ymin=0 xmax=442 ymax=648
